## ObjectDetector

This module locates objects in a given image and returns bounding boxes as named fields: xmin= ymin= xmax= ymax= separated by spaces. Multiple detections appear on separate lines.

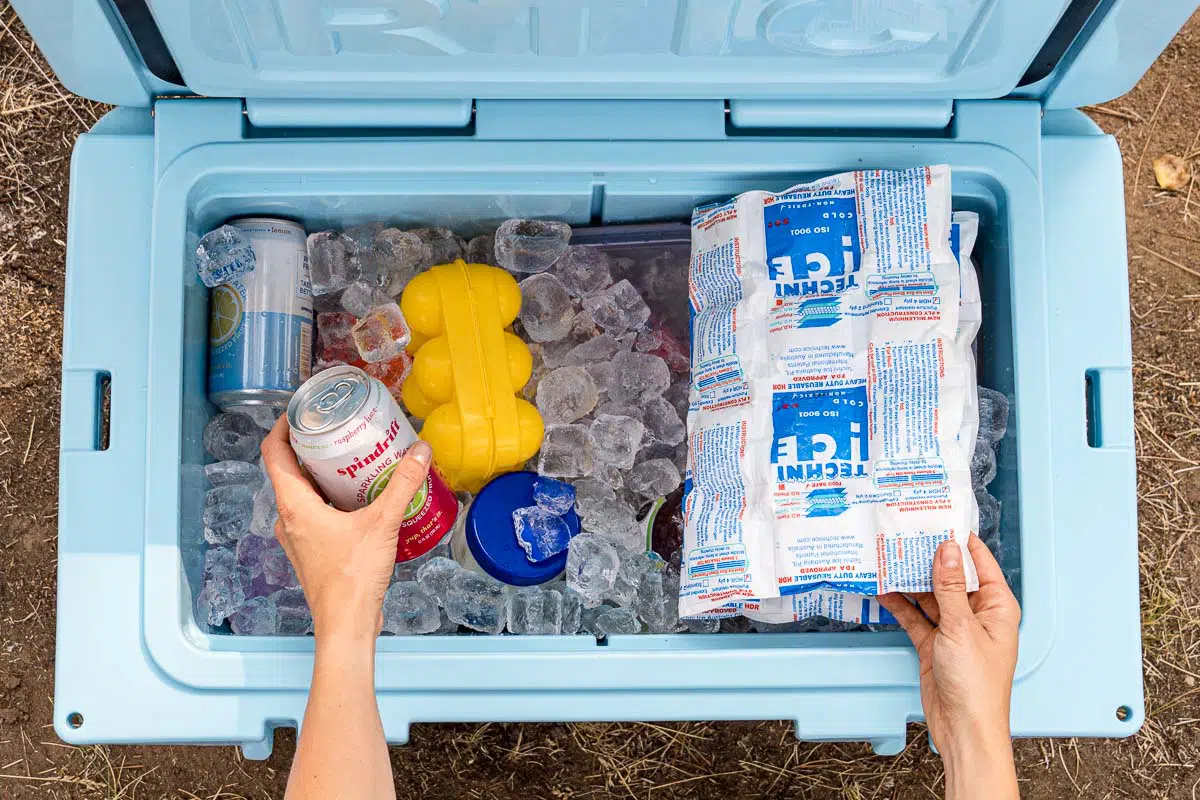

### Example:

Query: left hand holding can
xmin=261 ymin=417 xmax=433 ymax=643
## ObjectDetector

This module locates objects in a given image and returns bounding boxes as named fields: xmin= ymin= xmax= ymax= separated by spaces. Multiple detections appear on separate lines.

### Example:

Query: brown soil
xmin=1 ymin=6 xmax=1199 ymax=798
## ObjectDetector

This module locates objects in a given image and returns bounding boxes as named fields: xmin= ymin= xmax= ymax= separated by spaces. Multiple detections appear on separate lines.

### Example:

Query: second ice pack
xmin=681 ymin=166 xmax=980 ymax=618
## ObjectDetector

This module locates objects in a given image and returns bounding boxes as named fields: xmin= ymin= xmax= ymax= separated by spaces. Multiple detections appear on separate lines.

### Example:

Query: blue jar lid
xmin=465 ymin=471 xmax=581 ymax=587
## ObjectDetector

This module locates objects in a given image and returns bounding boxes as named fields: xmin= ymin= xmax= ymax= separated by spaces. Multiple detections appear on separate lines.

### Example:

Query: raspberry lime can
xmin=286 ymin=365 xmax=458 ymax=563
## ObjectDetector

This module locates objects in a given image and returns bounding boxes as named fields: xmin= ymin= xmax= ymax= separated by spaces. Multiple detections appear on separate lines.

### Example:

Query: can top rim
xmin=287 ymin=366 xmax=373 ymax=436
xmin=227 ymin=216 xmax=304 ymax=229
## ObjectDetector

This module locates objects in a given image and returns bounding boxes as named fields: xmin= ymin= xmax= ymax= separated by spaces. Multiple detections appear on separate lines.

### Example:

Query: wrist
xmin=940 ymin=718 xmax=1017 ymax=799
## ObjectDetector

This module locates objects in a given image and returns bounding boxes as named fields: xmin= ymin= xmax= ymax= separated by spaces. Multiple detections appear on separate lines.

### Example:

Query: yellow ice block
xmin=400 ymin=260 xmax=544 ymax=492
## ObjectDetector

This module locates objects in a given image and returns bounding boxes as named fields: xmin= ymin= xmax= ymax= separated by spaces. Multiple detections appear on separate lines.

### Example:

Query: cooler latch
xmin=727 ymin=99 xmax=954 ymax=132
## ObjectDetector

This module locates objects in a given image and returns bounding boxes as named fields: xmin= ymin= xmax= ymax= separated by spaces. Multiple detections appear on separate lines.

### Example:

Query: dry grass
xmin=0 ymin=4 xmax=1198 ymax=799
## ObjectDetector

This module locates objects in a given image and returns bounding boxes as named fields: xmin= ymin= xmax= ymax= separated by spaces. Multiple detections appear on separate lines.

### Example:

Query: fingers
xmin=878 ymin=593 xmax=934 ymax=651
xmin=931 ymin=538 xmax=974 ymax=630
xmin=365 ymin=441 xmax=434 ymax=530
xmin=261 ymin=416 xmax=324 ymax=518
xmin=966 ymin=533 xmax=1008 ymax=591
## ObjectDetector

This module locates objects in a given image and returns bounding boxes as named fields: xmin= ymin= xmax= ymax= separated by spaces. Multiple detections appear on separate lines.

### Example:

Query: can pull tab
xmin=316 ymin=379 xmax=358 ymax=414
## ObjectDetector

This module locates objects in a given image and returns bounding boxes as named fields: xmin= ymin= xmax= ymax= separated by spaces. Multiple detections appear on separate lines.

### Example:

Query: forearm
xmin=941 ymin=722 xmax=1018 ymax=800
xmin=287 ymin=636 xmax=395 ymax=800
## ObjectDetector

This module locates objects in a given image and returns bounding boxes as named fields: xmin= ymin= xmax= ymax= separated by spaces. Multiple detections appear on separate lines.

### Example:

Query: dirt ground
xmin=1 ymin=6 xmax=1199 ymax=799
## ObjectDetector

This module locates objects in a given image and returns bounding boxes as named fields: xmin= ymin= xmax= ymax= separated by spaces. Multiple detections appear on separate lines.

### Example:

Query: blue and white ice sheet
xmin=681 ymin=166 xmax=981 ymax=619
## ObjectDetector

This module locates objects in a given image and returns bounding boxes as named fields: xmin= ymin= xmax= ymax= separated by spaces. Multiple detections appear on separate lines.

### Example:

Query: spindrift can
xmin=208 ymin=217 xmax=313 ymax=410
xmin=286 ymin=365 xmax=458 ymax=563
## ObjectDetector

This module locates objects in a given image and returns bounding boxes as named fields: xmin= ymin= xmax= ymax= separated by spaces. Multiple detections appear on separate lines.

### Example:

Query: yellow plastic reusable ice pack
xmin=400 ymin=260 xmax=544 ymax=492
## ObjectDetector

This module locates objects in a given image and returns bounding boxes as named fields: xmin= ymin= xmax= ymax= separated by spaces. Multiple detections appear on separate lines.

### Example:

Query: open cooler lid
xmin=13 ymin=1 xmax=1199 ymax=111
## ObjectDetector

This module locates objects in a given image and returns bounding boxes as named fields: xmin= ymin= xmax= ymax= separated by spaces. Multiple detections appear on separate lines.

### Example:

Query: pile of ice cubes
xmin=973 ymin=385 xmax=1012 ymax=586
xmin=197 ymin=408 xmax=312 ymax=635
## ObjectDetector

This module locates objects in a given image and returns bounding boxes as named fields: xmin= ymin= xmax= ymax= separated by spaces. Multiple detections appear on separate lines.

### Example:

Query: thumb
xmin=931 ymin=538 xmax=973 ymax=629
xmin=368 ymin=441 xmax=434 ymax=530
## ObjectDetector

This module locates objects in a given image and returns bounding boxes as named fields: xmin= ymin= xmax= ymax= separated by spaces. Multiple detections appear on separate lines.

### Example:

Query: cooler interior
xmin=172 ymin=152 xmax=1022 ymax=640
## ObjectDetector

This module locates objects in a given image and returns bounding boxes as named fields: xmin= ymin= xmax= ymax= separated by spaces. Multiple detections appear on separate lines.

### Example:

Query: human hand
xmin=878 ymin=535 xmax=1020 ymax=799
xmin=260 ymin=417 xmax=433 ymax=645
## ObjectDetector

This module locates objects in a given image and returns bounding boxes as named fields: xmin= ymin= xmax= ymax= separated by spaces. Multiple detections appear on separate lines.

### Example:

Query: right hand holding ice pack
xmin=878 ymin=536 xmax=1020 ymax=797
xmin=260 ymin=417 xmax=433 ymax=643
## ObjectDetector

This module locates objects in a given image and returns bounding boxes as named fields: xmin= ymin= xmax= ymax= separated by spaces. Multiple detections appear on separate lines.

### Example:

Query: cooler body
xmin=22 ymin=0 xmax=1187 ymax=758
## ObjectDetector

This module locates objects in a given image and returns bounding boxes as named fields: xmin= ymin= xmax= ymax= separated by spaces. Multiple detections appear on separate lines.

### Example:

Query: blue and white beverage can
xmin=208 ymin=217 xmax=313 ymax=410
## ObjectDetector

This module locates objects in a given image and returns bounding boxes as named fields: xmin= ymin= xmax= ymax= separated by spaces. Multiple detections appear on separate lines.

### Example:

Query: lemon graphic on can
xmin=209 ymin=284 xmax=243 ymax=347
xmin=367 ymin=462 xmax=428 ymax=520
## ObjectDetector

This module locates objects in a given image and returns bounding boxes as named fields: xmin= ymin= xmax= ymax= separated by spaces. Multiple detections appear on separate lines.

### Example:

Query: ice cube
xmin=415 ymin=556 xmax=461 ymax=606
xmin=553 ymin=246 xmax=613 ymax=298
xmin=519 ymin=273 xmax=576 ymax=343
xmin=574 ymin=479 xmax=637 ymax=540
xmin=537 ymin=424 xmax=595 ymax=478
xmin=195 ymin=569 xmax=246 ymax=627
xmin=581 ymin=279 xmax=651 ymax=334
xmin=466 ymin=234 xmax=497 ymax=266
xmin=352 ymin=303 xmax=412 ymax=363
xmin=684 ymin=617 xmax=720 ymax=634
xmin=640 ymin=395 xmax=686 ymax=447
xmin=976 ymin=489 xmax=1001 ymax=542
xmin=249 ymin=479 xmax=278 ymax=539
xmin=364 ymin=354 xmax=414 ymax=402
xmin=494 ymin=219 xmax=572 ymax=274
xmin=589 ymin=414 xmax=645 ymax=470
xmin=535 ymin=367 xmax=599 ymax=424
xmin=977 ymin=387 xmax=1010 ymax=443
xmin=229 ymin=596 xmax=276 ymax=635
xmin=584 ymin=361 xmax=616 ymax=397
xmin=673 ymin=442 xmax=689 ymax=476
xmin=593 ymin=607 xmax=641 ymax=636
xmin=374 ymin=229 xmax=431 ymax=296
xmin=643 ymin=568 xmax=682 ymax=633
xmin=599 ymin=520 xmax=646 ymax=554
xmin=513 ymin=506 xmax=573 ymax=562
xmin=382 ymin=581 xmax=442 ymax=635
xmin=561 ymin=587 xmax=584 ymax=634
xmin=269 ymin=588 xmax=313 ymax=635
xmin=195 ymin=225 xmax=257 ymax=288
xmin=203 ymin=543 xmax=235 ymax=573
xmin=533 ymin=477 xmax=576 ymax=515
xmin=444 ymin=571 xmax=508 ymax=634
xmin=316 ymin=311 xmax=362 ymax=366
xmin=565 ymin=533 xmax=620 ymax=606
xmin=203 ymin=412 xmax=267 ymax=462
xmin=236 ymin=405 xmax=280 ymax=431
xmin=411 ymin=227 xmax=464 ymax=266
xmin=626 ymin=458 xmax=681 ymax=501
xmin=562 ymin=334 xmax=621 ymax=367
xmin=609 ymin=352 xmax=670 ymax=404
xmin=392 ymin=542 xmax=451 ymax=583
xmin=607 ymin=550 xmax=657 ymax=607
xmin=595 ymin=401 xmax=642 ymax=421
xmin=307 ymin=231 xmax=362 ymax=296
xmin=261 ymin=540 xmax=300 ymax=591
xmin=971 ymin=441 xmax=997 ymax=488
xmin=204 ymin=460 xmax=263 ymax=489
xmin=344 ymin=222 xmax=385 ymax=248
xmin=340 ymin=279 xmax=394 ymax=318
xmin=203 ymin=484 xmax=255 ymax=545
xmin=506 ymin=587 xmax=564 ymax=635
xmin=540 ymin=311 xmax=601 ymax=368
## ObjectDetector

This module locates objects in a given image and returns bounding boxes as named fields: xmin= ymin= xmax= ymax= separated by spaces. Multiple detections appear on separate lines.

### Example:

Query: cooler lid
xmin=13 ymin=0 xmax=1199 ymax=111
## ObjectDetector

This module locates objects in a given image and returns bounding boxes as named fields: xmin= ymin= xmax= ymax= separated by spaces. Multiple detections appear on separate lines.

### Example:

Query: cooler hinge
xmin=727 ymin=99 xmax=954 ymax=133
xmin=242 ymin=98 xmax=474 ymax=131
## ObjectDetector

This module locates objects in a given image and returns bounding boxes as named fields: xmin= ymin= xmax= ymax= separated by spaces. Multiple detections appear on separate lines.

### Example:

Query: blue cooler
xmin=19 ymin=0 xmax=1193 ymax=758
